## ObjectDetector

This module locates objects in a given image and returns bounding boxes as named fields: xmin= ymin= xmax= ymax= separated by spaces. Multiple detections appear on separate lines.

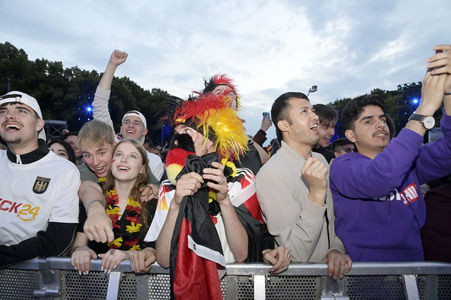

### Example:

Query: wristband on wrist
xmin=85 ymin=199 xmax=105 ymax=210
xmin=445 ymin=92 xmax=451 ymax=96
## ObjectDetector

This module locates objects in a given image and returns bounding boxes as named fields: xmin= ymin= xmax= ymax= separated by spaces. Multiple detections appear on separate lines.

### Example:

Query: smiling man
xmin=92 ymin=50 xmax=164 ymax=181
xmin=76 ymin=120 xmax=160 ymax=244
xmin=312 ymin=104 xmax=338 ymax=163
xmin=77 ymin=120 xmax=116 ymax=181
xmin=0 ymin=91 xmax=80 ymax=266
xmin=330 ymin=62 xmax=451 ymax=261
xmin=256 ymin=92 xmax=351 ymax=280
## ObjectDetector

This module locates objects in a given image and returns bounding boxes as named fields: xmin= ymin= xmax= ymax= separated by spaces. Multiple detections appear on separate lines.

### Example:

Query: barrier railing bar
xmin=403 ymin=274 xmax=420 ymax=300
xmin=225 ymin=273 xmax=239 ymax=300
xmin=9 ymin=258 xmax=451 ymax=276
xmin=106 ymin=271 xmax=122 ymax=300
xmin=4 ymin=258 xmax=451 ymax=300
xmin=321 ymin=275 xmax=348 ymax=300
xmin=225 ymin=261 xmax=451 ymax=276
xmin=253 ymin=274 xmax=266 ymax=300
xmin=423 ymin=274 xmax=438 ymax=300
xmin=136 ymin=274 xmax=150 ymax=300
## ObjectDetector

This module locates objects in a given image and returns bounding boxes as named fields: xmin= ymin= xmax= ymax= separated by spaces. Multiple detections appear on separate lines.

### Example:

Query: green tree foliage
xmin=0 ymin=42 xmax=31 ymax=92
xmin=2 ymin=42 xmax=441 ymax=144
xmin=331 ymin=82 xmax=444 ymax=140
xmin=0 ymin=42 xmax=171 ymax=145
xmin=330 ymin=88 xmax=418 ymax=138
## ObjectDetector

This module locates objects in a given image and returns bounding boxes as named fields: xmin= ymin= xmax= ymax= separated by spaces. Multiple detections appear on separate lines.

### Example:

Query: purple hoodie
xmin=330 ymin=113 xmax=451 ymax=261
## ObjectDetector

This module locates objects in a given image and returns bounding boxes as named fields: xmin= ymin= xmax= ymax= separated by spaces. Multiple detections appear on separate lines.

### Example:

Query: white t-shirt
xmin=0 ymin=150 xmax=80 ymax=246
xmin=146 ymin=151 xmax=164 ymax=182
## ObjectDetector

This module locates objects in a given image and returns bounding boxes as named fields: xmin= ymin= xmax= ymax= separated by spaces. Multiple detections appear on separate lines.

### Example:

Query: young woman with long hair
xmin=71 ymin=139 xmax=157 ymax=274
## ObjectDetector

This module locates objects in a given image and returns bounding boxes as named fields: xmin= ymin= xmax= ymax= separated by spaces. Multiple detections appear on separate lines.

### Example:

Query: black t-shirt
xmin=238 ymin=140 xmax=263 ymax=175
xmin=313 ymin=146 xmax=335 ymax=163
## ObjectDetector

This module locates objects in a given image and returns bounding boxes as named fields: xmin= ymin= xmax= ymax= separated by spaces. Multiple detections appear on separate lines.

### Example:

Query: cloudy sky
xmin=1 ymin=0 xmax=450 ymax=142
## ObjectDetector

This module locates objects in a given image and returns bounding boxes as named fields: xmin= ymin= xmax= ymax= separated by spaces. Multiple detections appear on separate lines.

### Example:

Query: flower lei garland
xmin=105 ymin=189 xmax=143 ymax=251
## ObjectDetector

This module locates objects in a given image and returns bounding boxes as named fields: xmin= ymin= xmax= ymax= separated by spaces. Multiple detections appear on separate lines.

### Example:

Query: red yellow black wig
xmin=203 ymin=74 xmax=241 ymax=109
xmin=172 ymin=93 xmax=248 ymax=161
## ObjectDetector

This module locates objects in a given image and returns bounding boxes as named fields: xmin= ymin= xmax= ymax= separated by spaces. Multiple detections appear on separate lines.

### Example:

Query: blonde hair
xmin=77 ymin=120 xmax=115 ymax=151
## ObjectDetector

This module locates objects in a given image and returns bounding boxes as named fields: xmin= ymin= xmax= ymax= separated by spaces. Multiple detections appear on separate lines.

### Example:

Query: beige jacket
xmin=256 ymin=141 xmax=345 ymax=262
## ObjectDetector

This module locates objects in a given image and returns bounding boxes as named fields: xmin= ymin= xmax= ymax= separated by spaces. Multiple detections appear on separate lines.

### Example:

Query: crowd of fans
xmin=1 ymin=45 xmax=451 ymax=298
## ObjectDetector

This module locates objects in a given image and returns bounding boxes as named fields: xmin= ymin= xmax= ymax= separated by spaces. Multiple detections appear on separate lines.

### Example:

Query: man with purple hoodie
xmin=330 ymin=45 xmax=451 ymax=261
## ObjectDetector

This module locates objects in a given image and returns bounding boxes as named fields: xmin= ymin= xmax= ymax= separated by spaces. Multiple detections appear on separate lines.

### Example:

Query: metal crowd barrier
xmin=1 ymin=258 xmax=451 ymax=299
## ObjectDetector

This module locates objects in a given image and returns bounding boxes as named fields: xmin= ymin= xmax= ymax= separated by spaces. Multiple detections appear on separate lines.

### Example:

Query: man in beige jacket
xmin=256 ymin=92 xmax=352 ymax=280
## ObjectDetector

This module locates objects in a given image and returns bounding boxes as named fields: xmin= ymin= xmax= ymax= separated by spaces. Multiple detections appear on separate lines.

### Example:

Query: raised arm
xmin=405 ymin=70 xmax=446 ymax=135
xmin=253 ymin=115 xmax=273 ymax=146
xmin=427 ymin=44 xmax=451 ymax=115
xmin=99 ymin=50 xmax=128 ymax=91
xmin=331 ymin=69 xmax=448 ymax=198
xmin=410 ymin=45 xmax=451 ymax=184
xmin=93 ymin=50 xmax=128 ymax=129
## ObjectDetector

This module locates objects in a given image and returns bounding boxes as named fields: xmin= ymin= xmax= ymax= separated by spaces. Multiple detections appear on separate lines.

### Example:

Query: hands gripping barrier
xmin=1 ymin=258 xmax=451 ymax=299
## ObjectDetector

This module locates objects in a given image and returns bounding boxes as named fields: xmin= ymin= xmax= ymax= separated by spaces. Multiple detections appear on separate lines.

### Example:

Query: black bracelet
xmin=445 ymin=92 xmax=451 ymax=96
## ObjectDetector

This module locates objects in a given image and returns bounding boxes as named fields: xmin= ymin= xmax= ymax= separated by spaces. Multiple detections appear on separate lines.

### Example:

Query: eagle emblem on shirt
xmin=33 ymin=176 xmax=51 ymax=194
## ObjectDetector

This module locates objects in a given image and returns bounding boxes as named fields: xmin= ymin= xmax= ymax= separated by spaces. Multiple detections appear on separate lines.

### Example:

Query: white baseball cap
xmin=122 ymin=110 xmax=147 ymax=128
xmin=0 ymin=91 xmax=46 ymax=140
xmin=0 ymin=91 xmax=43 ymax=118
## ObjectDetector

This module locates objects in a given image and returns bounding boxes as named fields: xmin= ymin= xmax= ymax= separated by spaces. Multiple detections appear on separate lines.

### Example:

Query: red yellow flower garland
xmin=105 ymin=189 xmax=143 ymax=251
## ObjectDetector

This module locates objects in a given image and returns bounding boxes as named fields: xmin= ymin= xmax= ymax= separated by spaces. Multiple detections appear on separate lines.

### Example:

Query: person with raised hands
xmin=330 ymin=45 xmax=451 ymax=261
xmin=92 ymin=49 xmax=164 ymax=180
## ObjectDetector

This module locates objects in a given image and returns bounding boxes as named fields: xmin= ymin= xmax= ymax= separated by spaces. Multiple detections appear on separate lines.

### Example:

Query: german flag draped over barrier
xmin=169 ymin=152 xmax=225 ymax=300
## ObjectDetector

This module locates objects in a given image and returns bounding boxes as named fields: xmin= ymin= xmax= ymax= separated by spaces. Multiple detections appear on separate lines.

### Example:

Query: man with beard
xmin=0 ymin=91 xmax=79 ymax=266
